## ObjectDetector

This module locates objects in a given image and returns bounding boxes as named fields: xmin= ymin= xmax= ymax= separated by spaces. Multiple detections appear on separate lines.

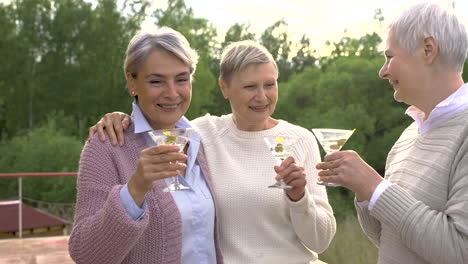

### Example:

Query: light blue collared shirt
xmin=358 ymin=83 xmax=468 ymax=210
xmin=119 ymin=103 xmax=216 ymax=264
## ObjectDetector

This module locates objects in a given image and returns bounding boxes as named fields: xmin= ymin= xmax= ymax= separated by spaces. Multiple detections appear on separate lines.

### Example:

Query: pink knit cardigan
xmin=69 ymin=124 xmax=223 ymax=263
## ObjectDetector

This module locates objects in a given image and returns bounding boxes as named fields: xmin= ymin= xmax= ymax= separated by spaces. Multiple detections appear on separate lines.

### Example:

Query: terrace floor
xmin=0 ymin=235 xmax=328 ymax=264
xmin=0 ymin=236 xmax=74 ymax=264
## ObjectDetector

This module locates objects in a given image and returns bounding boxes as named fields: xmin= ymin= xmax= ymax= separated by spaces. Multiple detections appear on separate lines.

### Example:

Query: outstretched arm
xmin=88 ymin=112 xmax=131 ymax=146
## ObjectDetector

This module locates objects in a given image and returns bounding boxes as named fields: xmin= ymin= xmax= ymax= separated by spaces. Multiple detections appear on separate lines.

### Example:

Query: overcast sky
xmin=2 ymin=0 xmax=467 ymax=56
xmin=155 ymin=0 xmax=468 ymax=55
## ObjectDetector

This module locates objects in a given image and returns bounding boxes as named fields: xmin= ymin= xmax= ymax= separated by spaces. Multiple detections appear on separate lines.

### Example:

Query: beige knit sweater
xmin=356 ymin=108 xmax=468 ymax=264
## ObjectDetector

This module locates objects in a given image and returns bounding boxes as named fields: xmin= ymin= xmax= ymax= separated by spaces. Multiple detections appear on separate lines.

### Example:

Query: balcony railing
xmin=0 ymin=173 xmax=77 ymax=239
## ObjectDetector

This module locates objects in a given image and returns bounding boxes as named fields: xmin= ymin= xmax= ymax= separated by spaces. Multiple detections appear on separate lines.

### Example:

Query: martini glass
xmin=311 ymin=128 xmax=356 ymax=187
xmin=148 ymin=128 xmax=193 ymax=192
xmin=263 ymin=136 xmax=299 ymax=189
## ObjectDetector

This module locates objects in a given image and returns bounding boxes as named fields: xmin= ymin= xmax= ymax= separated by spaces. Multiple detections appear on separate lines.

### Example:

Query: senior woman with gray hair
xmin=91 ymin=40 xmax=336 ymax=263
xmin=69 ymin=27 xmax=223 ymax=264
xmin=316 ymin=2 xmax=468 ymax=263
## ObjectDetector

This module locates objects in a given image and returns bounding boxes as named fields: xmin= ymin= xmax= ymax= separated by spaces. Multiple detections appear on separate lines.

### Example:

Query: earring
xmin=131 ymin=92 xmax=136 ymax=96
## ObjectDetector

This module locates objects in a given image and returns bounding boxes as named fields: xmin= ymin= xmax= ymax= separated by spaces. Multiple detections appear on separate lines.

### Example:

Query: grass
xmin=319 ymin=215 xmax=378 ymax=264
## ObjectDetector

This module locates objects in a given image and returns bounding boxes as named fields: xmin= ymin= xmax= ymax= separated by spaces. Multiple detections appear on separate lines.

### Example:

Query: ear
xmin=422 ymin=36 xmax=438 ymax=65
xmin=218 ymin=79 xmax=229 ymax=99
xmin=126 ymin=72 xmax=137 ymax=96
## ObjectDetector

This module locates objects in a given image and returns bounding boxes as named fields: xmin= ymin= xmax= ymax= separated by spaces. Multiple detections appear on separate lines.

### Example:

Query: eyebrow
xmin=144 ymin=72 xmax=190 ymax=79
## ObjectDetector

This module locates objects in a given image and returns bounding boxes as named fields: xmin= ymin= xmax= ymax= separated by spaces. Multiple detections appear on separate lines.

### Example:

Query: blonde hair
xmin=219 ymin=40 xmax=277 ymax=84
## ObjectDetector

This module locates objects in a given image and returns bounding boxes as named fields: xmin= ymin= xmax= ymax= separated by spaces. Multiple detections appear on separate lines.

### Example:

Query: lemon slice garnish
xmin=163 ymin=131 xmax=176 ymax=144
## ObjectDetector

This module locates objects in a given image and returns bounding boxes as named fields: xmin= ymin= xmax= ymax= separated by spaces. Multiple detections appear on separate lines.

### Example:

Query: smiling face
xmin=127 ymin=49 xmax=192 ymax=130
xmin=220 ymin=62 xmax=279 ymax=131
xmin=379 ymin=30 xmax=427 ymax=106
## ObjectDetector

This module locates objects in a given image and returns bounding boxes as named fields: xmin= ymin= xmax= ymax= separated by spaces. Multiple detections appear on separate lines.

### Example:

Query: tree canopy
xmin=1 ymin=0 xmax=467 ymax=219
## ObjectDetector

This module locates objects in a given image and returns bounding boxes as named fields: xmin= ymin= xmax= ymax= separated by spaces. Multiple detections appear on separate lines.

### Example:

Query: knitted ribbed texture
xmin=356 ymin=108 xmax=468 ymax=264
xmin=192 ymin=114 xmax=336 ymax=264
xmin=69 ymin=123 xmax=223 ymax=263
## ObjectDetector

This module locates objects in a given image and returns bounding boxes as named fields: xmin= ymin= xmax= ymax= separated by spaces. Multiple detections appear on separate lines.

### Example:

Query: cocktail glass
xmin=311 ymin=128 xmax=356 ymax=187
xmin=148 ymin=128 xmax=193 ymax=192
xmin=263 ymin=136 xmax=299 ymax=189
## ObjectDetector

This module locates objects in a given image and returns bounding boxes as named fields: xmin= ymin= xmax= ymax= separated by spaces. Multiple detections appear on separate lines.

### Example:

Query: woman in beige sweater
xmin=316 ymin=2 xmax=468 ymax=263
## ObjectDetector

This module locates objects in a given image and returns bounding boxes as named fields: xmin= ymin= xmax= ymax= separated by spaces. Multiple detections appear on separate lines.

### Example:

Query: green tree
xmin=221 ymin=23 xmax=256 ymax=48
xmin=2 ymin=0 xmax=147 ymax=140
xmin=260 ymin=19 xmax=292 ymax=82
xmin=153 ymin=0 xmax=217 ymax=57
xmin=291 ymin=35 xmax=317 ymax=73
xmin=0 ymin=3 xmax=17 ymax=140
xmin=153 ymin=0 xmax=221 ymax=118
xmin=0 ymin=111 xmax=82 ymax=202
xmin=323 ymin=32 xmax=382 ymax=64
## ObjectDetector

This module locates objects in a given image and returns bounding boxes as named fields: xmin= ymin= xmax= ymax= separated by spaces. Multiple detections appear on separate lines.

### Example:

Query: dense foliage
xmin=1 ymin=0 xmax=467 ymax=221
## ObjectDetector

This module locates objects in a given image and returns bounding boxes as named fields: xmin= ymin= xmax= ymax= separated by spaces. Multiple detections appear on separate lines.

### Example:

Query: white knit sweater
xmin=193 ymin=114 xmax=336 ymax=264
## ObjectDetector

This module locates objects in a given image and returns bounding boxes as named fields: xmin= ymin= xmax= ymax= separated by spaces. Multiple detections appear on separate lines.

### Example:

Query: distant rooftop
xmin=0 ymin=200 xmax=69 ymax=233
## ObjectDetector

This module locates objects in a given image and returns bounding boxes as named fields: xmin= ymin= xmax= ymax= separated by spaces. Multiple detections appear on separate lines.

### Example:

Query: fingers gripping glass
xmin=263 ymin=136 xmax=299 ymax=189
xmin=148 ymin=128 xmax=193 ymax=192
xmin=311 ymin=128 xmax=355 ymax=187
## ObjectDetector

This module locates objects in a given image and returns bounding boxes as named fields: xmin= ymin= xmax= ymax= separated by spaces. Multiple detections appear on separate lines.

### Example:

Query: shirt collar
xmin=405 ymin=83 xmax=468 ymax=133
xmin=132 ymin=102 xmax=193 ymax=134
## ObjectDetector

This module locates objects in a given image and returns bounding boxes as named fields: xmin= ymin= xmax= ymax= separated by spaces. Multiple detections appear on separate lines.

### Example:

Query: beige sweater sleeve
xmin=355 ymin=199 xmax=382 ymax=247
xmin=371 ymin=173 xmax=468 ymax=263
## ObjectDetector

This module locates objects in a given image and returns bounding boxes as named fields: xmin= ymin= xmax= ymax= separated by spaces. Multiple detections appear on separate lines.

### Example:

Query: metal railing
xmin=0 ymin=172 xmax=77 ymax=239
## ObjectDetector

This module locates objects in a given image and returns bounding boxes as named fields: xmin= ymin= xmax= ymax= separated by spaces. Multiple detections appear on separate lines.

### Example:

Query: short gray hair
xmin=387 ymin=2 xmax=468 ymax=72
xmin=124 ymin=26 xmax=198 ymax=77
xmin=219 ymin=40 xmax=277 ymax=84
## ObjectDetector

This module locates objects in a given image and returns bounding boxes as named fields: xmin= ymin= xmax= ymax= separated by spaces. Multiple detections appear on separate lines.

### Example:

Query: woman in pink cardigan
xmin=69 ymin=27 xmax=223 ymax=264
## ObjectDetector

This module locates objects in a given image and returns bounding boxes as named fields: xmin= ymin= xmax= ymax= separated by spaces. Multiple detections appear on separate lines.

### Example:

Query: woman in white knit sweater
xmin=91 ymin=40 xmax=336 ymax=263
xmin=316 ymin=2 xmax=468 ymax=263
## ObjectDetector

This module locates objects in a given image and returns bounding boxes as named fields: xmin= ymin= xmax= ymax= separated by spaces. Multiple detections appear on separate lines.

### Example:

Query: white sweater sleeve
xmin=286 ymin=135 xmax=336 ymax=253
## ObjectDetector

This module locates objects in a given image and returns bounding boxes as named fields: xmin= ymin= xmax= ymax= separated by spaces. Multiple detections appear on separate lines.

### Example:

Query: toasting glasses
xmin=263 ymin=136 xmax=299 ymax=189
xmin=148 ymin=128 xmax=193 ymax=192
xmin=311 ymin=128 xmax=356 ymax=187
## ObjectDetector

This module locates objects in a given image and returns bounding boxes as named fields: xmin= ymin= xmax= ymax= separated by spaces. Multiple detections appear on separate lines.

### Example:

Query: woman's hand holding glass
xmin=127 ymin=144 xmax=187 ymax=206
xmin=275 ymin=156 xmax=307 ymax=201
xmin=315 ymin=150 xmax=382 ymax=202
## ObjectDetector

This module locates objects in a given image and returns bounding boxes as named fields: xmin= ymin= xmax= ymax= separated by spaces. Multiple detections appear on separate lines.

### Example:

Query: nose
xmin=255 ymin=87 xmax=267 ymax=100
xmin=379 ymin=63 xmax=389 ymax=79
xmin=165 ymin=80 xmax=178 ymax=97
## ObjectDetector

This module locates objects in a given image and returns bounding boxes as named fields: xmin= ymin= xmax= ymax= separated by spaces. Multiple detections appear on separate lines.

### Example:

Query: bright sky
xmin=2 ymin=0 xmax=467 ymax=56
xmin=149 ymin=0 xmax=468 ymax=56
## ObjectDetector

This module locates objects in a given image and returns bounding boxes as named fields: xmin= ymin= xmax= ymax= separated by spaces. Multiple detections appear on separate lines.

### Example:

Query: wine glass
xmin=148 ymin=128 xmax=193 ymax=192
xmin=263 ymin=136 xmax=299 ymax=189
xmin=311 ymin=128 xmax=356 ymax=187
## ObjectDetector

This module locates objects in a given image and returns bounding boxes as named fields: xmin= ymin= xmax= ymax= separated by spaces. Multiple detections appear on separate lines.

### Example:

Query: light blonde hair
xmin=219 ymin=40 xmax=277 ymax=84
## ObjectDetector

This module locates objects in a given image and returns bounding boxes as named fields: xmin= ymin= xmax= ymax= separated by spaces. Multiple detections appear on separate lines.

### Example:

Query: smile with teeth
xmin=250 ymin=105 xmax=268 ymax=110
xmin=158 ymin=103 xmax=179 ymax=109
